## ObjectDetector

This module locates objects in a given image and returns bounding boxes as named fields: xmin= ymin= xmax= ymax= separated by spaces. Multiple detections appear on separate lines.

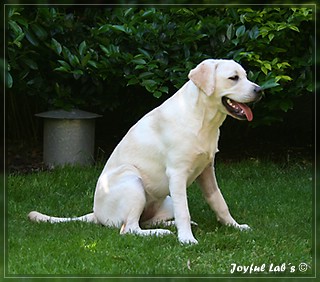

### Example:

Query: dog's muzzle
xmin=222 ymin=86 xmax=263 ymax=122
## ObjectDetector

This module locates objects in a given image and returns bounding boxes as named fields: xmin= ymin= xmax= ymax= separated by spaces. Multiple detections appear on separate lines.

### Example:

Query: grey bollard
xmin=35 ymin=109 xmax=102 ymax=167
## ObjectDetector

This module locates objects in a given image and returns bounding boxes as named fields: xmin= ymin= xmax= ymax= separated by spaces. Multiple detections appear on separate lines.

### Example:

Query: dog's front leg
xmin=197 ymin=164 xmax=250 ymax=230
xmin=167 ymin=171 xmax=198 ymax=244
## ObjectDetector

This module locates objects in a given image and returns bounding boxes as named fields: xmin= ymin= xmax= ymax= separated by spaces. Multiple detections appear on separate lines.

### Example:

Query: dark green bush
xmin=7 ymin=6 xmax=314 ymax=128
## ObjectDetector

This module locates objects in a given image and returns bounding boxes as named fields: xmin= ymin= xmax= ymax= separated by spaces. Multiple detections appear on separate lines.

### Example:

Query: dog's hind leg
xmin=112 ymin=176 xmax=171 ymax=236
xmin=142 ymin=196 xmax=198 ymax=228
xmin=141 ymin=196 xmax=174 ymax=225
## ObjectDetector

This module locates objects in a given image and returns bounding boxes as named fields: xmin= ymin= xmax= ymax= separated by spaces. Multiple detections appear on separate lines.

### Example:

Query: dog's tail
xmin=28 ymin=211 xmax=99 ymax=224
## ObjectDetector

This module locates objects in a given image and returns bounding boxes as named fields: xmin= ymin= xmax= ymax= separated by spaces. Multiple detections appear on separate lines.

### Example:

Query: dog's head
xmin=188 ymin=59 xmax=262 ymax=121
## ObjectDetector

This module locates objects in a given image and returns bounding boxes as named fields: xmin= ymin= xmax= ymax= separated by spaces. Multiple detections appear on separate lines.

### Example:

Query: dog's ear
xmin=188 ymin=60 xmax=217 ymax=96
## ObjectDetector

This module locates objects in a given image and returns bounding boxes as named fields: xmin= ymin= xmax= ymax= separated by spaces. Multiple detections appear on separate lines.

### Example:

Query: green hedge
xmin=7 ymin=7 xmax=314 ymax=127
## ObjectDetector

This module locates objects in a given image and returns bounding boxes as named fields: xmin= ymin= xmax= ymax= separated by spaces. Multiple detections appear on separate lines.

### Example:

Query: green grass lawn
xmin=6 ymin=160 xmax=314 ymax=277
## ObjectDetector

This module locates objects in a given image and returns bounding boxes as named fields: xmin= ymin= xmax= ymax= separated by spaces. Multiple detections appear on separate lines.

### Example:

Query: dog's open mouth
xmin=222 ymin=97 xmax=253 ymax=121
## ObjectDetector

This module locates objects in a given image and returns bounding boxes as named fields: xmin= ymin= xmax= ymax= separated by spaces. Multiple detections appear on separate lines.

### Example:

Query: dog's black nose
xmin=253 ymin=85 xmax=263 ymax=102
xmin=254 ymin=85 xmax=262 ymax=94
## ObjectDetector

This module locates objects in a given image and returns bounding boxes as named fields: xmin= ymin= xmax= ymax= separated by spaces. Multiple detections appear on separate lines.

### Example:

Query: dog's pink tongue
xmin=238 ymin=102 xmax=253 ymax=122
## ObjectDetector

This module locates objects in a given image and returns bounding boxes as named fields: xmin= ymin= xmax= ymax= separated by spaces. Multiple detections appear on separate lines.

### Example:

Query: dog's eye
xmin=229 ymin=75 xmax=239 ymax=81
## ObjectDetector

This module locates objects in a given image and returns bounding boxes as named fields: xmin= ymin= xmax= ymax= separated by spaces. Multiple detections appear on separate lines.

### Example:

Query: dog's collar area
xmin=222 ymin=97 xmax=253 ymax=121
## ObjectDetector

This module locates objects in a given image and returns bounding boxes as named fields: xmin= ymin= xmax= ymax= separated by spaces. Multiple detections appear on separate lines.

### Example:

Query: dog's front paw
xmin=155 ymin=229 xmax=173 ymax=236
xmin=234 ymin=223 xmax=251 ymax=231
xmin=178 ymin=235 xmax=198 ymax=245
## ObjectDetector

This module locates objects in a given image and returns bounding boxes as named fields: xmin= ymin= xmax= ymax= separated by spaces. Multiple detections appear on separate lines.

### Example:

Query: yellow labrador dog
xmin=29 ymin=59 xmax=262 ymax=244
